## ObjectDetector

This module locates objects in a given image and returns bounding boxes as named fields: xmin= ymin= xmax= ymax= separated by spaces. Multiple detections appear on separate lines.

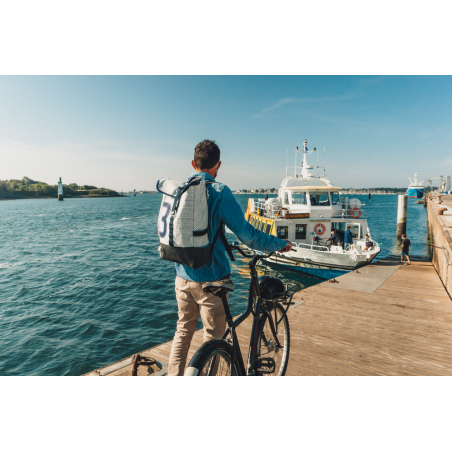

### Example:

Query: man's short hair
xmin=402 ymin=234 xmax=406 ymax=238
xmin=194 ymin=140 xmax=220 ymax=170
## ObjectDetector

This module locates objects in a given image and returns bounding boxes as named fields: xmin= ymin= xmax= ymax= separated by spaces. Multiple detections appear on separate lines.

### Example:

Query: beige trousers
xmin=168 ymin=276 xmax=227 ymax=376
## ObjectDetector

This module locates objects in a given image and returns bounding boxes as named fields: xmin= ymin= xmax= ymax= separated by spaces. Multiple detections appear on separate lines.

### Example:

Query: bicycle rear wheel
xmin=185 ymin=339 xmax=240 ymax=376
xmin=256 ymin=302 xmax=290 ymax=376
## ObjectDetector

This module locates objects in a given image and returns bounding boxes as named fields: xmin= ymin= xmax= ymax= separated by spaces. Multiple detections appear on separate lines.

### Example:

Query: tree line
xmin=0 ymin=177 xmax=120 ymax=198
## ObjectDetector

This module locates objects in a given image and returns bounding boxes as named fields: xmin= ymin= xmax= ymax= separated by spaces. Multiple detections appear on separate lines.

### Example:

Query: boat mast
xmin=300 ymin=139 xmax=314 ymax=180
xmin=286 ymin=146 xmax=288 ymax=177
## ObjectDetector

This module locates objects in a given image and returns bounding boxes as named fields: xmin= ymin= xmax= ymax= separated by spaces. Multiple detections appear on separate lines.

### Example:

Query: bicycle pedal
xmin=256 ymin=357 xmax=276 ymax=374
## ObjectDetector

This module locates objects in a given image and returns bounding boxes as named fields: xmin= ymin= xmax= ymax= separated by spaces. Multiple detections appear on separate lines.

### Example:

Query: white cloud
xmin=253 ymin=92 xmax=356 ymax=118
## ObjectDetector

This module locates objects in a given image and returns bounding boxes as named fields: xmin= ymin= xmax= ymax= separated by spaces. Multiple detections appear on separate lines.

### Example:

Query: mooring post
xmin=396 ymin=194 xmax=408 ymax=238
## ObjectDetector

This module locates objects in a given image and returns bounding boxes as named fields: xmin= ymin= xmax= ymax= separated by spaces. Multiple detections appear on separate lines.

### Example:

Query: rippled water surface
xmin=0 ymin=194 xmax=428 ymax=375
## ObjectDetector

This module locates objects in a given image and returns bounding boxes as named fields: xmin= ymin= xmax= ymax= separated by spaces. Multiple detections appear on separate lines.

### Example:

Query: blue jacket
xmin=344 ymin=229 xmax=353 ymax=244
xmin=176 ymin=171 xmax=287 ymax=282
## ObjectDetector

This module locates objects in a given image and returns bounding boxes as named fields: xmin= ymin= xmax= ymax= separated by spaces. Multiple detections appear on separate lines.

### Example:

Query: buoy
xmin=350 ymin=207 xmax=361 ymax=219
xmin=314 ymin=223 xmax=326 ymax=235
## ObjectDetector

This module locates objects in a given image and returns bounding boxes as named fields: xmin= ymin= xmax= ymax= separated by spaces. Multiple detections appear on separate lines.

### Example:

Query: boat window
xmin=284 ymin=192 xmax=289 ymax=204
xmin=259 ymin=221 xmax=265 ymax=232
xmin=250 ymin=216 xmax=256 ymax=227
xmin=332 ymin=222 xmax=346 ymax=232
xmin=291 ymin=192 xmax=307 ymax=204
xmin=331 ymin=222 xmax=346 ymax=242
xmin=347 ymin=223 xmax=360 ymax=239
xmin=277 ymin=226 xmax=288 ymax=240
xmin=295 ymin=224 xmax=307 ymax=240
xmin=309 ymin=191 xmax=330 ymax=206
xmin=331 ymin=192 xmax=341 ymax=205
xmin=265 ymin=223 xmax=272 ymax=235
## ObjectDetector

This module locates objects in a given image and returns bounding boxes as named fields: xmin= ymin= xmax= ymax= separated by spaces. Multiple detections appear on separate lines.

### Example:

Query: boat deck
xmin=84 ymin=259 xmax=452 ymax=376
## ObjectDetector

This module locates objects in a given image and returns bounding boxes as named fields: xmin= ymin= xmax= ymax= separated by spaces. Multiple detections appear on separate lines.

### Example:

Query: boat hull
xmin=407 ymin=187 xmax=424 ymax=198
xmin=252 ymin=244 xmax=381 ymax=280
xmin=264 ymin=259 xmax=348 ymax=280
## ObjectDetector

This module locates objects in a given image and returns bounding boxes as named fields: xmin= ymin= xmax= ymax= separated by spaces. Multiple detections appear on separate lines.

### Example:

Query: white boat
xmin=243 ymin=139 xmax=381 ymax=279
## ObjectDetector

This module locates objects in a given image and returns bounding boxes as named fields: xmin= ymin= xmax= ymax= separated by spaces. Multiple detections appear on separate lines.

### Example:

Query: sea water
xmin=0 ymin=194 xmax=429 ymax=375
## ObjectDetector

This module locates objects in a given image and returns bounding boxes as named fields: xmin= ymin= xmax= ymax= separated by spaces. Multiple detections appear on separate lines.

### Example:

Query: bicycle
xmin=184 ymin=242 xmax=297 ymax=376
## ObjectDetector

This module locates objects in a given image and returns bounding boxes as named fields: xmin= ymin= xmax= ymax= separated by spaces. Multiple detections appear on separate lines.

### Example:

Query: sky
xmin=1 ymin=75 xmax=451 ymax=191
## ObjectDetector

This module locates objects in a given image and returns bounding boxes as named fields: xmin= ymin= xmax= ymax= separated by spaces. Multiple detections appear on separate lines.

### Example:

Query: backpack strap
xmin=220 ymin=226 xmax=235 ymax=262
xmin=172 ymin=176 xmax=202 ymax=214
xmin=211 ymin=221 xmax=235 ymax=262
xmin=204 ymin=181 xmax=235 ymax=262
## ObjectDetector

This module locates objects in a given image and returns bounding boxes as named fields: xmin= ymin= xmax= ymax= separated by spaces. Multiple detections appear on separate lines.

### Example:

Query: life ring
xmin=276 ymin=207 xmax=288 ymax=217
xmin=350 ymin=207 xmax=361 ymax=219
xmin=314 ymin=223 xmax=326 ymax=235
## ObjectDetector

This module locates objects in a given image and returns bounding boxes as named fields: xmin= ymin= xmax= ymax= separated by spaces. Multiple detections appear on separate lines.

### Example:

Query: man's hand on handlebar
xmin=279 ymin=240 xmax=292 ymax=253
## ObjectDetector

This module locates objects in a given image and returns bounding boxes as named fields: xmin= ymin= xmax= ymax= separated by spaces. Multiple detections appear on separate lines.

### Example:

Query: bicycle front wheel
xmin=185 ymin=339 xmax=240 ymax=376
xmin=256 ymin=302 xmax=290 ymax=376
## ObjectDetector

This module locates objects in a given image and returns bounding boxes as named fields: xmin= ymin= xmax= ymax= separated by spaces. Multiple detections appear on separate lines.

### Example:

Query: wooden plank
xmin=85 ymin=260 xmax=452 ymax=376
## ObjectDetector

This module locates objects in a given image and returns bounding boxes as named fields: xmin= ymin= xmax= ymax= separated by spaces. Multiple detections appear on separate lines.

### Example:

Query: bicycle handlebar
xmin=229 ymin=242 xmax=274 ymax=261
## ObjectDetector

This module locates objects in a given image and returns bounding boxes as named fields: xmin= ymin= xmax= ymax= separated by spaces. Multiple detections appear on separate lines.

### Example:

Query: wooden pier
xmin=85 ymin=257 xmax=452 ymax=376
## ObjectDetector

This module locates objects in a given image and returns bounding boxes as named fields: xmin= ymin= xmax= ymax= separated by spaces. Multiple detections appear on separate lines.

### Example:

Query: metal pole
xmin=286 ymin=147 xmax=288 ymax=177
xmin=396 ymin=194 xmax=408 ymax=238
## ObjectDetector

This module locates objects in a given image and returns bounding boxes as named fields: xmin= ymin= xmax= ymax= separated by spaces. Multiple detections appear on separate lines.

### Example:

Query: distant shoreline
xmin=0 ymin=195 xmax=129 ymax=201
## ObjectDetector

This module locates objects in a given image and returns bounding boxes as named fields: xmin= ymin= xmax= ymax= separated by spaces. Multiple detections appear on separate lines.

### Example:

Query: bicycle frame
xmin=219 ymin=249 xmax=292 ymax=376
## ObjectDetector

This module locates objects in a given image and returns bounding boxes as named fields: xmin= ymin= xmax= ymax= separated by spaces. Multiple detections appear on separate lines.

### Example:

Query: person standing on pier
xmin=167 ymin=139 xmax=292 ymax=376
xmin=344 ymin=225 xmax=353 ymax=250
xmin=400 ymin=234 xmax=411 ymax=265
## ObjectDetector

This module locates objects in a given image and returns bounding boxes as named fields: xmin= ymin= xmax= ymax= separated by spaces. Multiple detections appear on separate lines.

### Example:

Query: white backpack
xmin=156 ymin=176 xmax=234 ymax=269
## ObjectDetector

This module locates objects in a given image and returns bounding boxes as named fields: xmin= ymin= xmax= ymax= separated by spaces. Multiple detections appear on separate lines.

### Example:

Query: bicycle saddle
xmin=202 ymin=278 xmax=235 ymax=295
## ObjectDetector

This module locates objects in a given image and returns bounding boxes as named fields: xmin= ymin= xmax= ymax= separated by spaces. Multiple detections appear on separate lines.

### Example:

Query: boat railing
xmin=292 ymin=242 xmax=330 ymax=252
xmin=252 ymin=199 xmax=367 ymax=219
xmin=333 ymin=202 xmax=367 ymax=219
xmin=253 ymin=200 xmax=280 ymax=218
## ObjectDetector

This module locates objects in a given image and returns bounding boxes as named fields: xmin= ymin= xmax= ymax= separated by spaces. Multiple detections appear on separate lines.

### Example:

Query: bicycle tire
xmin=256 ymin=302 xmax=290 ymax=376
xmin=185 ymin=339 xmax=241 ymax=376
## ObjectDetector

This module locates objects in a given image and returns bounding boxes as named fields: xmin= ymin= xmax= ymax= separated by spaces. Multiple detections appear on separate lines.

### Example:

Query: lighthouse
xmin=58 ymin=177 xmax=64 ymax=201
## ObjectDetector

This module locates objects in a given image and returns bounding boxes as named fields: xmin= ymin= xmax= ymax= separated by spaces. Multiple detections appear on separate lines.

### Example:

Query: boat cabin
xmin=245 ymin=186 xmax=368 ymax=247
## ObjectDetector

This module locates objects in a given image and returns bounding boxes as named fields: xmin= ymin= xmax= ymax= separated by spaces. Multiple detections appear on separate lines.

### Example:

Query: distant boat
xmin=407 ymin=173 xmax=425 ymax=198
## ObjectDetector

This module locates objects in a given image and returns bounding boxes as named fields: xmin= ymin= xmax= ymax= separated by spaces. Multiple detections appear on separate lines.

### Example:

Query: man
xmin=400 ymin=233 xmax=411 ymax=265
xmin=167 ymin=140 xmax=292 ymax=376
xmin=326 ymin=229 xmax=341 ymax=247
xmin=344 ymin=225 xmax=353 ymax=250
